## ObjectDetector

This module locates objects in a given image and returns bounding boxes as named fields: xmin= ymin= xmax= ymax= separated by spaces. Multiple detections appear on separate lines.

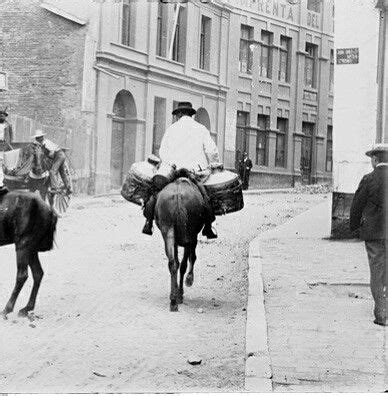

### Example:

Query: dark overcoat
xmin=349 ymin=165 xmax=388 ymax=240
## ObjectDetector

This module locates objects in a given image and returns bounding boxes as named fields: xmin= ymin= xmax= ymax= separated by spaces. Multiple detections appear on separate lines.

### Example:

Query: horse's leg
xmin=185 ymin=242 xmax=197 ymax=287
xmin=178 ymin=247 xmax=189 ymax=304
xmin=164 ymin=229 xmax=179 ymax=312
xmin=2 ymin=249 xmax=29 ymax=318
xmin=18 ymin=251 xmax=44 ymax=317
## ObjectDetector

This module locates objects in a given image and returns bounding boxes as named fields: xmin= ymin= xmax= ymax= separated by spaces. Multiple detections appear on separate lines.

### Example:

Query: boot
xmin=202 ymin=223 xmax=217 ymax=239
xmin=142 ymin=219 xmax=153 ymax=236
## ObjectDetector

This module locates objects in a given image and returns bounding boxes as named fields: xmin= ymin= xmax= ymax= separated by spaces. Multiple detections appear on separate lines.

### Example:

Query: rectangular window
xmin=239 ymin=25 xmax=253 ymax=74
xmin=172 ymin=5 xmax=186 ymax=63
xmin=256 ymin=114 xmax=269 ymax=166
xmin=260 ymin=30 xmax=273 ymax=78
xmin=121 ymin=0 xmax=132 ymax=46
xmin=199 ymin=16 xmax=211 ymax=70
xmin=329 ymin=49 xmax=334 ymax=93
xmin=152 ymin=97 xmax=166 ymax=156
xmin=307 ymin=0 xmax=321 ymax=13
xmin=278 ymin=36 xmax=291 ymax=83
xmin=275 ymin=118 xmax=287 ymax=168
xmin=326 ymin=125 xmax=333 ymax=172
xmin=156 ymin=3 xmax=167 ymax=57
xmin=304 ymin=42 xmax=317 ymax=88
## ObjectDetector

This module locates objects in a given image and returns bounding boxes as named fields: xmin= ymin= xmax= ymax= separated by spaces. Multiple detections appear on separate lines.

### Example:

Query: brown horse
xmin=0 ymin=190 xmax=57 ymax=318
xmin=155 ymin=172 xmax=207 ymax=312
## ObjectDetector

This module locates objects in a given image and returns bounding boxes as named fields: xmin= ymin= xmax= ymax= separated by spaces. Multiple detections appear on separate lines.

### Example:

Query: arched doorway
xmin=195 ymin=107 xmax=217 ymax=143
xmin=111 ymin=90 xmax=137 ymax=189
xmin=195 ymin=107 xmax=211 ymax=130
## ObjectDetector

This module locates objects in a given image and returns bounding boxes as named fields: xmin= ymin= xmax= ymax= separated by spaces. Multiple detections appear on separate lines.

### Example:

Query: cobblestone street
xmin=0 ymin=192 xmax=324 ymax=393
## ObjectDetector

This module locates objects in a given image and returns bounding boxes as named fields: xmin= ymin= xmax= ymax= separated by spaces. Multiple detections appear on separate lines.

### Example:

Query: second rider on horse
xmin=33 ymin=130 xmax=73 ymax=195
xmin=142 ymin=102 xmax=219 ymax=239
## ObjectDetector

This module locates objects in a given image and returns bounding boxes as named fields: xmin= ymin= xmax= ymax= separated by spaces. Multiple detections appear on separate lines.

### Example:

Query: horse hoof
xmin=185 ymin=274 xmax=194 ymax=287
xmin=170 ymin=304 xmax=179 ymax=312
xmin=18 ymin=309 xmax=29 ymax=317
xmin=1 ymin=311 xmax=8 ymax=320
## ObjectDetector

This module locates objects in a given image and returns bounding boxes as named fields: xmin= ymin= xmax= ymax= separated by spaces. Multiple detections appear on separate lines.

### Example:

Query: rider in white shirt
xmin=143 ymin=102 xmax=219 ymax=238
xmin=33 ymin=130 xmax=72 ymax=194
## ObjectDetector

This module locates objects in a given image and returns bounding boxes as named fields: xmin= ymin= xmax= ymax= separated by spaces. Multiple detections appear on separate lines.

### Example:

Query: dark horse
xmin=155 ymin=171 xmax=207 ymax=312
xmin=0 ymin=190 xmax=57 ymax=318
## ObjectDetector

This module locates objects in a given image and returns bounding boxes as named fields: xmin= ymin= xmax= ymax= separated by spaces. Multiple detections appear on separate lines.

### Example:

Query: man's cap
xmin=172 ymin=102 xmax=196 ymax=116
xmin=32 ymin=130 xmax=46 ymax=139
xmin=365 ymin=143 xmax=388 ymax=157
xmin=0 ymin=108 xmax=8 ymax=116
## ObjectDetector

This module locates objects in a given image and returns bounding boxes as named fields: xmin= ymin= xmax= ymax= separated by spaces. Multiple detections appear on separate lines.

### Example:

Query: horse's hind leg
xmin=178 ymin=247 xmax=190 ymax=304
xmin=185 ymin=242 xmax=197 ymax=287
xmin=19 ymin=251 xmax=44 ymax=317
xmin=164 ymin=229 xmax=179 ymax=312
xmin=2 ymin=249 xmax=29 ymax=319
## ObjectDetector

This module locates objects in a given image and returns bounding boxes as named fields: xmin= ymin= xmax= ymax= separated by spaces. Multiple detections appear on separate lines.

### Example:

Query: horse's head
xmin=29 ymin=142 xmax=49 ymax=178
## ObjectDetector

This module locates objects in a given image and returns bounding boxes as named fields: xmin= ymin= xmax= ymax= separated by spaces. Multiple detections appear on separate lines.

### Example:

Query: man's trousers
xmin=365 ymin=240 xmax=387 ymax=321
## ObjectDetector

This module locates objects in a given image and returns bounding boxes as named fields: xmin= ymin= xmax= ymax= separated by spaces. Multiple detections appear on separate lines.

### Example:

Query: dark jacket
xmin=349 ymin=165 xmax=388 ymax=240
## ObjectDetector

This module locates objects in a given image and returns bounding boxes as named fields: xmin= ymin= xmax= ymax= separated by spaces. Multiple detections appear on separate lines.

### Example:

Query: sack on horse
xmin=2 ymin=146 xmax=34 ymax=188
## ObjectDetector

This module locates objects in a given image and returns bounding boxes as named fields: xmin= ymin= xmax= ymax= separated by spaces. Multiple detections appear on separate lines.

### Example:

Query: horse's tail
xmin=173 ymin=192 xmax=190 ymax=246
xmin=38 ymin=204 xmax=58 ymax=252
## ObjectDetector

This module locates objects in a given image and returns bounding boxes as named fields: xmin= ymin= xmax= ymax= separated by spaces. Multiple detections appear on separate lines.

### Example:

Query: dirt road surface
xmin=0 ymin=192 xmax=324 ymax=393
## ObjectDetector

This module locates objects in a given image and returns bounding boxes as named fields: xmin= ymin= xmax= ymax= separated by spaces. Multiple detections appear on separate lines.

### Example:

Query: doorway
xmin=110 ymin=90 xmax=137 ymax=189
xmin=301 ymin=122 xmax=314 ymax=184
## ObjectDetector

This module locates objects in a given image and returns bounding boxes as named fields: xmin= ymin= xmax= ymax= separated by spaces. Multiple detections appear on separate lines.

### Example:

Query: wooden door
xmin=301 ymin=123 xmax=314 ymax=184
xmin=110 ymin=120 xmax=125 ymax=189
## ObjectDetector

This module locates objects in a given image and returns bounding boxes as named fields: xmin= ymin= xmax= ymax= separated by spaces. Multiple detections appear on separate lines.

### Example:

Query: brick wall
xmin=0 ymin=0 xmax=90 ymax=192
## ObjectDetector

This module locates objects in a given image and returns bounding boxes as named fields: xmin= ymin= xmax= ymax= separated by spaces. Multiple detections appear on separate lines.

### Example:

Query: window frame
xmin=326 ymin=125 xmax=333 ymax=172
xmin=199 ymin=15 xmax=211 ymax=70
xmin=278 ymin=35 xmax=291 ymax=83
xmin=307 ymin=0 xmax=321 ymax=13
xmin=256 ymin=114 xmax=269 ymax=166
xmin=329 ymin=49 xmax=334 ymax=93
xmin=259 ymin=30 xmax=273 ymax=79
xmin=304 ymin=42 xmax=317 ymax=88
xmin=275 ymin=118 xmax=288 ymax=168
xmin=239 ymin=25 xmax=253 ymax=74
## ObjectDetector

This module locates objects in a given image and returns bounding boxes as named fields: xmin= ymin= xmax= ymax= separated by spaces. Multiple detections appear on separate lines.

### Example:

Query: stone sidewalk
xmin=254 ymin=198 xmax=386 ymax=392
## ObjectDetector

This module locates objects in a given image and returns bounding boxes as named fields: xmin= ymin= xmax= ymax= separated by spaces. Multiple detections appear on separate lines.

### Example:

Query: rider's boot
xmin=142 ymin=219 xmax=153 ymax=235
xmin=202 ymin=222 xmax=218 ymax=239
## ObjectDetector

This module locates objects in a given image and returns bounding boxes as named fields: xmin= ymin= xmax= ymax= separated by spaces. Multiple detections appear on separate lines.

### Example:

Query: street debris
xmin=187 ymin=356 xmax=202 ymax=365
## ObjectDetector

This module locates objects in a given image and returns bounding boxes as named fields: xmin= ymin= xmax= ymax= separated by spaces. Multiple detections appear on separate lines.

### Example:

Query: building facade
xmin=330 ymin=0 xmax=384 ymax=238
xmin=0 ymin=0 xmax=334 ymax=194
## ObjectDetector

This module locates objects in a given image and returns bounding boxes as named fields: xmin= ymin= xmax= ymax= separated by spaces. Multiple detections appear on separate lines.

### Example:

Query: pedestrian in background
xmin=239 ymin=152 xmax=253 ymax=190
xmin=350 ymin=143 xmax=388 ymax=326
xmin=0 ymin=108 xmax=13 ymax=190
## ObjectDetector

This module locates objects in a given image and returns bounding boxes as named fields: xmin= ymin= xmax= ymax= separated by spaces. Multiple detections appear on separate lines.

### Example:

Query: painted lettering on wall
xmin=223 ymin=0 xmax=296 ymax=22
xmin=307 ymin=11 xmax=319 ymax=29
xmin=336 ymin=48 xmax=359 ymax=65
xmin=258 ymin=0 xmax=294 ymax=21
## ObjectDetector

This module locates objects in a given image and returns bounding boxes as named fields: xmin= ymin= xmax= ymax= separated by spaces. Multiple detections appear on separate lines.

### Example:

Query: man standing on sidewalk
xmin=350 ymin=143 xmax=388 ymax=326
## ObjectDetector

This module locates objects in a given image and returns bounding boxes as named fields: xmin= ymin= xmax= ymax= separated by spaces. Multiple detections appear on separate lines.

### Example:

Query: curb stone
xmin=244 ymin=242 xmax=273 ymax=392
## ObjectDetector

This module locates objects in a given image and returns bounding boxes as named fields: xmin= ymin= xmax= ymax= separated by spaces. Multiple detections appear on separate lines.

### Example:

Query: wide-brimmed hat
xmin=32 ymin=130 xmax=46 ymax=139
xmin=172 ymin=102 xmax=196 ymax=116
xmin=365 ymin=143 xmax=388 ymax=157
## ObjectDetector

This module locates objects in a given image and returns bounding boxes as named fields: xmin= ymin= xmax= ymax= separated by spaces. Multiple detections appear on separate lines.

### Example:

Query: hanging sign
xmin=336 ymin=48 xmax=359 ymax=65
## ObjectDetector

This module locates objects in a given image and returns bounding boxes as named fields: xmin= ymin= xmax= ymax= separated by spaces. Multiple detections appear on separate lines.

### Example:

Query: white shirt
xmin=0 ymin=124 xmax=5 ymax=141
xmin=159 ymin=116 xmax=220 ymax=171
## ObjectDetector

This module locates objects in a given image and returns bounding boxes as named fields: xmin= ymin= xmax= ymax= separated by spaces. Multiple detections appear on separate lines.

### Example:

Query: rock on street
xmin=0 ymin=192 xmax=325 ymax=393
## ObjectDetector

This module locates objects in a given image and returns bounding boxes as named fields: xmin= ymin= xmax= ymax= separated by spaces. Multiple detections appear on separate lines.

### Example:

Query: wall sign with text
xmin=336 ymin=48 xmax=359 ymax=65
